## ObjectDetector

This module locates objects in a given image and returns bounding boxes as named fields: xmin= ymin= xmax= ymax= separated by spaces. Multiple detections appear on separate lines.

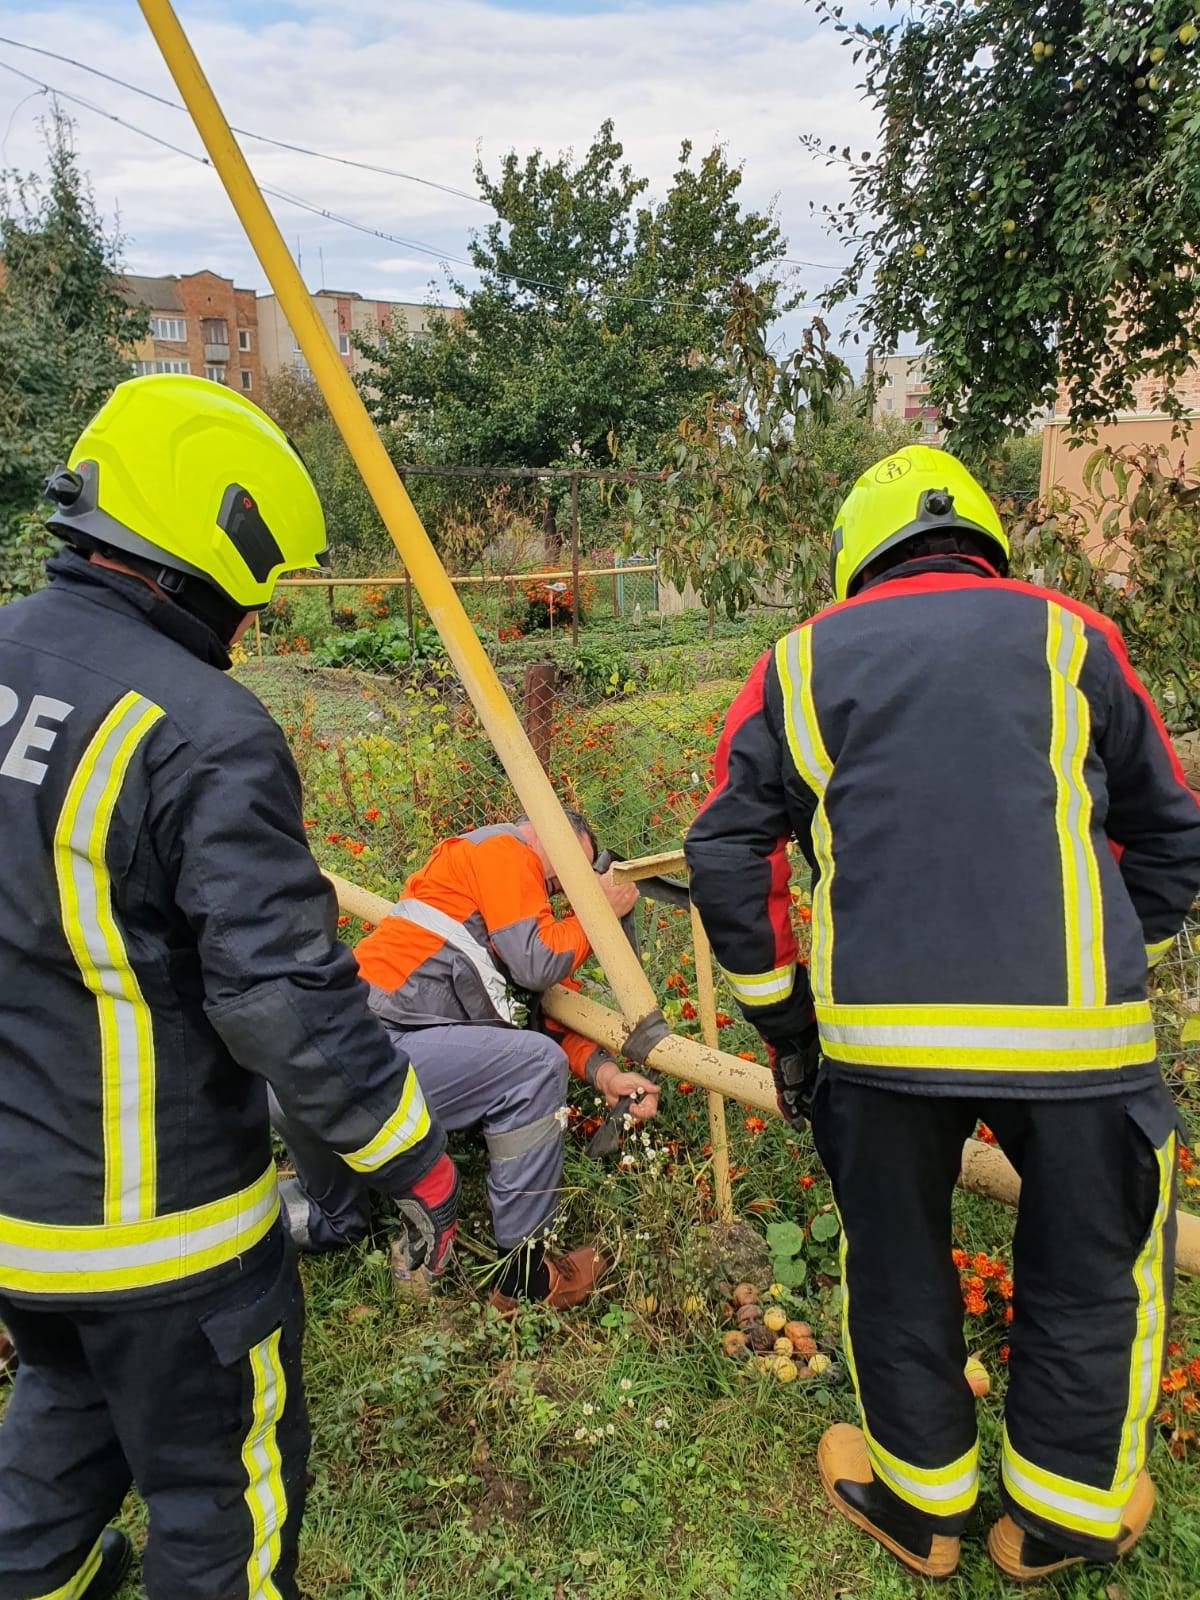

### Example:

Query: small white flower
xmin=619 ymin=1378 xmax=633 ymax=1392
xmin=554 ymin=1106 xmax=570 ymax=1131
xmin=606 ymin=1423 xmax=616 ymax=1436
xmin=582 ymin=1402 xmax=594 ymax=1416
xmin=623 ymin=1396 xmax=635 ymax=1408
xmin=619 ymin=1154 xmax=635 ymax=1169
xmin=653 ymin=1417 xmax=669 ymax=1430
xmin=574 ymin=1427 xmax=587 ymax=1441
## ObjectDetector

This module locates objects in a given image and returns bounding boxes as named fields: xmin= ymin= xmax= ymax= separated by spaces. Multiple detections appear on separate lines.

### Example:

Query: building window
xmin=240 ymin=370 xmax=253 ymax=391
xmin=884 ymin=372 xmax=894 ymax=386
xmin=884 ymin=398 xmax=893 ymax=411
xmin=151 ymin=316 xmax=186 ymax=342
xmin=131 ymin=358 xmax=191 ymax=375
xmin=238 ymin=328 xmax=252 ymax=352
xmin=201 ymin=318 xmax=229 ymax=346
xmin=338 ymin=333 xmax=350 ymax=356
xmin=205 ymin=365 xmax=226 ymax=384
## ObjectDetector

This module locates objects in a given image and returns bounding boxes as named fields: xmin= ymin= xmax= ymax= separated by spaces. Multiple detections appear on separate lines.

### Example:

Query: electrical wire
xmin=0 ymin=58 xmax=732 ymax=314
xmin=0 ymin=33 xmax=486 ymax=205
xmin=0 ymin=32 xmax=854 ymax=288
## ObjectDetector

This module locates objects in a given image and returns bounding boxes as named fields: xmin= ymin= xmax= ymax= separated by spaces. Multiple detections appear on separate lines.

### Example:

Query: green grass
xmin=87 ymin=1108 xmax=1200 ymax=1599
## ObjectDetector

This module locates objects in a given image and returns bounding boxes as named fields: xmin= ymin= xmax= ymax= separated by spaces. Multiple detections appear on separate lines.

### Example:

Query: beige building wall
xmin=256 ymin=290 xmax=458 ymax=383
xmin=871 ymin=354 xmax=942 ymax=441
xmin=1040 ymin=415 xmax=1200 ymax=540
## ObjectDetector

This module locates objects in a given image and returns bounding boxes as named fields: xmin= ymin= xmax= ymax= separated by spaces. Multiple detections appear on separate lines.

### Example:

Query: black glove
xmin=769 ymin=1027 xmax=821 ymax=1130
xmin=395 ymin=1153 xmax=460 ymax=1276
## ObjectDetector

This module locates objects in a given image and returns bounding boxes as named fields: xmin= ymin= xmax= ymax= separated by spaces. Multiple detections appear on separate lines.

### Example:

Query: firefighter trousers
xmin=810 ymin=1071 xmax=1179 ymax=1559
xmin=0 ymin=1233 xmax=309 ymax=1600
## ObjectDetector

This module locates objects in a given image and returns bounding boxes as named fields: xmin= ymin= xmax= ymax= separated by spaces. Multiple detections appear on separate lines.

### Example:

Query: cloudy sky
xmin=0 ymin=0 xmax=884 ymax=365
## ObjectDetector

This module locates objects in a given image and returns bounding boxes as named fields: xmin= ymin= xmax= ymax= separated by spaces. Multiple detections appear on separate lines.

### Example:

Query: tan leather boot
xmin=489 ymin=1246 xmax=606 ymax=1315
xmin=987 ymin=1470 xmax=1154 ymax=1582
xmin=817 ymin=1423 xmax=961 ymax=1580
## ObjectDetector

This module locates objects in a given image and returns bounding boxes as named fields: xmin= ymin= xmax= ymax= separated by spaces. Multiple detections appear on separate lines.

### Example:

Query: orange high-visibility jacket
xmin=354 ymin=825 xmax=607 ymax=1081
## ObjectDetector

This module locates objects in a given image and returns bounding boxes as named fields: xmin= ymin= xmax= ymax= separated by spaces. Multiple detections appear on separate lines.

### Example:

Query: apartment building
xmin=122 ymin=271 xmax=261 ymax=395
xmin=871 ymin=353 xmax=943 ymax=441
xmin=256 ymin=289 xmax=456 ymax=381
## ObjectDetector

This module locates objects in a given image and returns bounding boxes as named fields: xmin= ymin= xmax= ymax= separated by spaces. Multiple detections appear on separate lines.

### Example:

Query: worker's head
xmin=517 ymin=809 xmax=597 ymax=893
xmin=44 ymin=373 xmax=328 ymax=645
xmin=828 ymin=444 xmax=1009 ymax=602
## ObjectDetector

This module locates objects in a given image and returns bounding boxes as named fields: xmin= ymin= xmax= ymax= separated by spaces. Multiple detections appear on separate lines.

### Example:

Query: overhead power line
xmin=0 ymin=33 xmax=486 ymax=205
xmin=0 ymin=33 xmax=853 ymax=288
xmin=0 ymin=58 xmax=736 ymax=314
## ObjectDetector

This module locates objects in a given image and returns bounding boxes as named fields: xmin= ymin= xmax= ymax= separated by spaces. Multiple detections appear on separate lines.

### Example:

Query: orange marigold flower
xmin=676 ymin=1081 xmax=695 ymax=1096
xmin=303 ymin=819 xmax=316 ymax=829
xmin=348 ymin=841 xmax=366 ymax=856
xmin=326 ymin=833 xmax=342 ymax=844
xmin=364 ymin=808 xmax=380 ymax=821
xmin=1003 ymin=1306 xmax=1014 ymax=1325
xmin=966 ymin=1275 xmax=985 ymax=1293
xmin=736 ymin=1050 xmax=758 ymax=1062
xmin=360 ymin=922 xmax=374 ymax=933
xmin=1188 ymin=1357 xmax=1200 ymax=1387
xmin=796 ymin=905 xmax=812 ymax=923
xmin=680 ymin=1000 xmax=697 ymax=1021
xmin=744 ymin=1116 xmax=766 ymax=1135
xmin=964 ymin=1291 xmax=987 ymax=1317
xmin=336 ymin=915 xmax=350 ymax=928
xmin=715 ymin=1012 xmax=733 ymax=1028
xmin=972 ymin=1252 xmax=992 ymax=1276
xmin=998 ymin=1344 xmax=1010 ymax=1364
xmin=1169 ymin=1341 xmax=1183 ymax=1357
xmin=800 ymin=1175 xmax=816 ymax=1190
xmin=976 ymin=1122 xmax=998 ymax=1146
xmin=951 ymin=1249 xmax=969 ymax=1270
xmin=1162 ymin=1368 xmax=1189 ymax=1394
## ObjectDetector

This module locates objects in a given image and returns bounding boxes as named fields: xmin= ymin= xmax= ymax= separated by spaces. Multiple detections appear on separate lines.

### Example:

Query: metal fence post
xmin=570 ymin=473 xmax=581 ymax=648
xmin=522 ymin=662 xmax=556 ymax=774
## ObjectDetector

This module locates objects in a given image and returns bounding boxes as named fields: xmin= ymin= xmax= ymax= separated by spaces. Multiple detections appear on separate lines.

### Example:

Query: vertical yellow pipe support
xmin=689 ymin=904 xmax=734 ymax=1223
xmin=137 ymin=0 xmax=661 ymax=1041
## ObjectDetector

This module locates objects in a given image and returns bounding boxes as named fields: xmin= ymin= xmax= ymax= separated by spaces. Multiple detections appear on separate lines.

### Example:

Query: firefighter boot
xmin=81 ymin=1529 xmax=132 ymax=1600
xmin=489 ymin=1246 xmax=606 ymax=1315
xmin=818 ymin=1424 xmax=960 ymax=1580
xmin=987 ymin=1471 xmax=1154 ymax=1583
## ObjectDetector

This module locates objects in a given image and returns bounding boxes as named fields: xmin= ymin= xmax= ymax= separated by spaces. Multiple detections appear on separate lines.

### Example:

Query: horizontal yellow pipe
xmin=322 ymin=869 xmax=1200 ymax=1275
xmin=139 ymin=0 xmax=660 ymax=1041
xmin=276 ymin=565 xmax=656 ymax=589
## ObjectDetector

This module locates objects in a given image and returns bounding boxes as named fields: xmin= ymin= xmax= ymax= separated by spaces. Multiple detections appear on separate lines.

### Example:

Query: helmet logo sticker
xmin=874 ymin=456 xmax=912 ymax=484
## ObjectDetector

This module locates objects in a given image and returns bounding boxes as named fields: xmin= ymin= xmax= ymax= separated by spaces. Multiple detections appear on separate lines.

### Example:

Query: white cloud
xmin=0 ymin=1 xmax=873 ymax=350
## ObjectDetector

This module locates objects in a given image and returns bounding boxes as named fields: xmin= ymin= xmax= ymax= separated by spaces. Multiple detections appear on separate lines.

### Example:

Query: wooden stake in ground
xmin=689 ymin=903 xmax=734 ymax=1223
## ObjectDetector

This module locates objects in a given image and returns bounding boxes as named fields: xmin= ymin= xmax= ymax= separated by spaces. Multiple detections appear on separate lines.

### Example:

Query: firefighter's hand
xmin=598 ymin=869 xmax=640 ymax=919
xmin=769 ymin=1030 xmax=821 ymax=1130
xmin=395 ymin=1153 xmax=460 ymax=1277
xmin=595 ymin=1062 xmax=660 ymax=1121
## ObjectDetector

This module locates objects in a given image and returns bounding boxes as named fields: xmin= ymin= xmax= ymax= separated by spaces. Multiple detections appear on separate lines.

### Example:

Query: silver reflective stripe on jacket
xmin=389 ymin=898 xmax=516 ymax=1023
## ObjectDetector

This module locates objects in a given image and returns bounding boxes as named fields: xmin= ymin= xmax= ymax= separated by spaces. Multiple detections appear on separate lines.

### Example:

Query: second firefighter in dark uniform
xmin=686 ymin=445 xmax=1200 ymax=1582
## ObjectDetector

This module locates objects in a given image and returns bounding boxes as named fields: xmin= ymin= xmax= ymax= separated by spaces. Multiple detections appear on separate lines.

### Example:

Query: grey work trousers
xmin=272 ymin=1023 xmax=569 ymax=1251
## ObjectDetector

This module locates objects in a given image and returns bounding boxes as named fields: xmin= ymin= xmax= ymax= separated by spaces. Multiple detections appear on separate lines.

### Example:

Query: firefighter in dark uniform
xmin=686 ymin=445 xmax=1200 ymax=1582
xmin=0 ymin=374 xmax=459 ymax=1600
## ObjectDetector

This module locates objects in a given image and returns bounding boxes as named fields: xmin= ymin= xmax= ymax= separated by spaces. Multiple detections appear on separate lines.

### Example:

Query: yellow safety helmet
xmin=829 ymin=444 xmax=1008 ymax=602
xmin=45 ymin=373 xmax=328 ymax=610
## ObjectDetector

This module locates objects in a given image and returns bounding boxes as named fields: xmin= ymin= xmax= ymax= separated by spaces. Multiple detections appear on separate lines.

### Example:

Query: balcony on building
xmin=201 ymin=318 xmax=230 ymax=364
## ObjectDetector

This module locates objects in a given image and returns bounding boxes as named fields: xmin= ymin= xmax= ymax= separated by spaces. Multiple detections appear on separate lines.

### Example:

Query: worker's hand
xmin=595 ymin=1061 xmax=660 ymax=1122
xmin=394 ymin=1153 xmax=460 ymax=1277
xmin=598 ymin=869 xmax=640 ymax=920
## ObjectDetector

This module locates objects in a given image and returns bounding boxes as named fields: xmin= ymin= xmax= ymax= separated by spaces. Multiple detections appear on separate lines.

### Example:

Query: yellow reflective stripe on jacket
xmin=30 ymin=1538 xmax=104 ymax=1600
xmin=722 ymin=963 xmax=796 ymax=1007
xmin=1002 ymin=1427 xmax=1129 ymax=1541
xmin=53 ymin=691 xmax=165 ymax=1225
xmin=1115 ymin=1130 xmax=1176 ymax=1497
xmin=342 ymin=1071 xmax=431 ymax=1173
xmin=1045 ymin=604 xmax=1106 ymax=1007
xmin=776 ymin=628 xmax=835 ymax=1003
xmin=1145 ymin=934 xmax=1175 ymax=969
xmin=0 ymin=1166 xmax=279 ymax=1295
xmin=242 ymin=1328 xmax=289 ymax=1600
xmin=839 ymin=1218 xmax=978 ymax=1517
xmin=817 ymin=1000 xmax=1155 ymax=1071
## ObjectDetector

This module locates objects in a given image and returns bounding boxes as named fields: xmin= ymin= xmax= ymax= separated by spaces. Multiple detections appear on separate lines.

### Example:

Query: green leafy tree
xmin=359 ymin=122 xmax=786 ymax=548
xmin=627 ymin=283 xmax=862 ymax=617
xmin=0 ymin=110 xmax=148 ymax=582
xmin=1010 ymin=443 xmax=1200 ymax=732
xmin=807 ymin=0 xmax=1200 ymax=459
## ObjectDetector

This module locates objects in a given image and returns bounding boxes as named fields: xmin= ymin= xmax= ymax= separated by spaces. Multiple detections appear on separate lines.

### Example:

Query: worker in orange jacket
xmin=273 ymin=811 xmax=660 ymax=1311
